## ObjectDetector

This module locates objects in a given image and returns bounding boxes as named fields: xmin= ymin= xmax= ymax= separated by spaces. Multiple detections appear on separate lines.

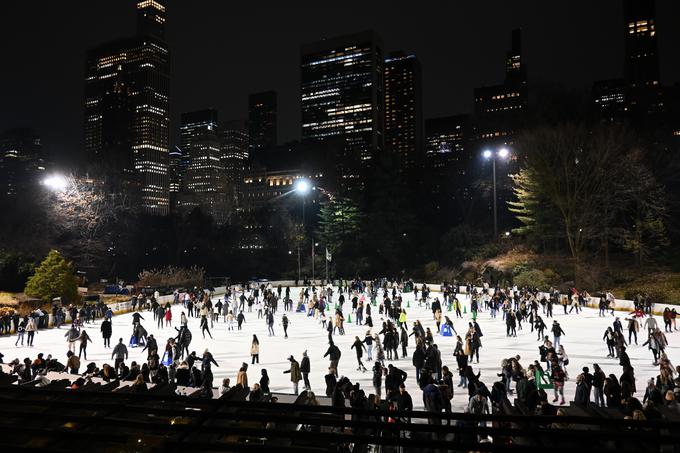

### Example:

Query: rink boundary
xmin=0 ymin=281 xmax=672 ymax=337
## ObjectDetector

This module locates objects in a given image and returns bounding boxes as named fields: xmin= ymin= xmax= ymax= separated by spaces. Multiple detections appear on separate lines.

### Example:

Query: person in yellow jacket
xmin=398 ymin=309 xmax=407 ymax=327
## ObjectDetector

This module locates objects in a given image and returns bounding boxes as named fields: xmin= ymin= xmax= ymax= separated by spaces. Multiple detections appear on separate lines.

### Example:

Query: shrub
xmin=623 ymin=287 xmax=671 ymax=305
xmin=618 ymin=273 xmax=680 ymax=306
xmin=24 ymin=250 xmax=78 ymax=304
xmin=513 ymin=269 xmax=552 ymax=291
xmin=138 ymin=265 xmax=205 ymax=289
xmin=423 ymin=261 xmax=440 ymax=279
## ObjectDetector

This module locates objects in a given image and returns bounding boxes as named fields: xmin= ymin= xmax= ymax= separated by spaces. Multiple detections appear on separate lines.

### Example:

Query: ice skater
xmin=351 ymin=336 xmax=368 ymax=372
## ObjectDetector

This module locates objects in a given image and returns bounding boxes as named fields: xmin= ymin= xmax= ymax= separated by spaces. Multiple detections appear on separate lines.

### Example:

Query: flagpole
xmin=325 ymin=248 xmax=329 ymax=284
xmin=311 ymin=240 xmax=315 ymax=284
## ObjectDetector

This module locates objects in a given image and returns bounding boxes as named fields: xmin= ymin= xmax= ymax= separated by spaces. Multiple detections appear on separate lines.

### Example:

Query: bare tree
xmin=512 ymin=124 xmax=667 ymax=283
xmin=40 ymin=174 xmax=136 ymax=276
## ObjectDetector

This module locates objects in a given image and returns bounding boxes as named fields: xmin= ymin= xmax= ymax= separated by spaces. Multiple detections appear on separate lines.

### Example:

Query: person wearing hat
xmin=283 ymin=355 xmax=302 ymax=395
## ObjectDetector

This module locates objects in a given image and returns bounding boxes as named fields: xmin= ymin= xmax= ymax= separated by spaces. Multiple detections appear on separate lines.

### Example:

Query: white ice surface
xmin=1 ymin=288 xmax=677 ymax=411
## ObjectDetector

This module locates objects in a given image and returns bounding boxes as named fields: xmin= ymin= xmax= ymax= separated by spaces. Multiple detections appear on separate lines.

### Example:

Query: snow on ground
xmin=1 ymin=287 xmax=677 ymax=411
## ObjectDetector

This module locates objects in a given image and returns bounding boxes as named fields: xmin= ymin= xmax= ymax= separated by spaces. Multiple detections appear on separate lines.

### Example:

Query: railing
xmin=0 ymin=384 xmax=677 ymax=452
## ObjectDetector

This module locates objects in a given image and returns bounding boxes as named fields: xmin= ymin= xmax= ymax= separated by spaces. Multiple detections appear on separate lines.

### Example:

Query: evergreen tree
xmin=25 ymin=250 xmax=78 ymax=303
xmin=317 ymin=196 xmax=364 ymax=256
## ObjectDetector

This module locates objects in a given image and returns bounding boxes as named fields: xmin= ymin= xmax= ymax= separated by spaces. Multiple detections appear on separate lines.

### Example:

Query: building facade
xmin=384 ymin=52 xmax=423 ymax=178
xmin=0 ymin=128 xmax=45 ymax=198
xmin=178 ymin=109 xmax=228 ymax=223
xmin=473 ymin=29 xmax=527 ymax=146
xmin=221 ymin=120 xmax=250 ymax=208
xmin=424 ymin=115 xmax=470 ymax=225
xmin=301 ymin=30 xmax=385 ymax=193
xmin=623 ymin=0 xmax=660 ymax=90
xmin=248 ymin=91 xmax=277 ymax=154
xmin=84 ymin=0 xmax=170 ymax=215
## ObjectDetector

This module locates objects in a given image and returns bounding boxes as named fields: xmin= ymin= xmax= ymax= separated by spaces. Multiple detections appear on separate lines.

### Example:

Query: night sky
xmin=1 ymin=0 xmax=679 ymax=164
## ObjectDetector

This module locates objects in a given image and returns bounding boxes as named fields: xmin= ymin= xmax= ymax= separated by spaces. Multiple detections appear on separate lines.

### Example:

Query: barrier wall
xmin=256 ymin=280 xmax=675 ymax=317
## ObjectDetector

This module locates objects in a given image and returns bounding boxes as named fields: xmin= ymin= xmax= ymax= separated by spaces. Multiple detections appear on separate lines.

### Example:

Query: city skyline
xmin=3 ymin=1 xmax=680 ymax=164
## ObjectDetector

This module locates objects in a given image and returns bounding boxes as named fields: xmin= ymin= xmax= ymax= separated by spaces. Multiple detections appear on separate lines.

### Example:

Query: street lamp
xmin=482 ymin=147 xmax=511 ymax=238
xmin=295 ymin=179 xmax=310 ymax=195
xmin=42 ymin=174 xmax=69 ymax=192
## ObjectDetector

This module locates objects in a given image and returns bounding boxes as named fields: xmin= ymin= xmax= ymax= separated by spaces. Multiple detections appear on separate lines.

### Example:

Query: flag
xmin=326 ymin=248 xmax=332 ymax=262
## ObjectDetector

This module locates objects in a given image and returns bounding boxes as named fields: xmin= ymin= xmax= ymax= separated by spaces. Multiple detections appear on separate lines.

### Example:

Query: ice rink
xmin=1 ymin=287 xmax=677 ymax=411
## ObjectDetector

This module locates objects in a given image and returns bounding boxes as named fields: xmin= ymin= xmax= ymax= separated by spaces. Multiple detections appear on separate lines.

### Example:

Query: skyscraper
xmin=384 ymin=52 xmax=423 ymax=177
xmin=622 ymin=0 xmax=664 ymax=118
xmin=473 ymin=29 xmax=527 ymax=234
xmin=424 ymin=115 xmax=470 ymax=225
xmin=0 ymin=128 xmax=45 ymax=197
xmin=301 ymin=30 xmax=384 ymax=192
xmin=592 ymin=0 xmax=663 ymax=124
xmin=84 ymin=0 xmax=170 ymax=215
xmin=248 ymin=91 xmax=277 ymax=153
xmin=179 ymin=109 xmax=228 ymax=222
xmin=473 ymin=29 xmax=527 ymax=145
xmin=221 ymin=120 xmax=249 ymax=207
xmin=623 ymin=0 xmax=660 ymax=89
xmin=592 ymin=79 xmax=628 ymax=123
xmin=168 ymin=146 xmax=182 ymax=211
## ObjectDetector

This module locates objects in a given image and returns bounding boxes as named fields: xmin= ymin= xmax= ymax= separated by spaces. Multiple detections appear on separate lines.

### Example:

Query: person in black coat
xmin=325 ymin=368 xmax=337 ymax=397
xmin=386 ymin=364 xmax=407 ymax=397
xmin=412 ymin=345 xmax=425 ymax=383
xmin=100 ymin=319 xmax=112 ymax=348
xmin=574 ymin=373 xmax=590 ymax=405
xmin=395 ymin=383 xmax=413 ymax=414
xmin=300 ymin=351 xmax=311 ymax=391
xmin=175 ymin=364 xmax=191 ymax=387
xmin=260 ymin=369 xmax=271 ymax=394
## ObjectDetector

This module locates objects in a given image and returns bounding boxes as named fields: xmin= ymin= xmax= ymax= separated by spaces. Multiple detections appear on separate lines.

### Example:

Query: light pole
xmin=312 ymin=185 xmax=335 ymax=285
xmin=295 ymin=179 xmax=310 ymax=283
xmin=482 ymin=147 xmax=510 ymax=238
xmin=312 ymin=242 xmax=319 ymax=283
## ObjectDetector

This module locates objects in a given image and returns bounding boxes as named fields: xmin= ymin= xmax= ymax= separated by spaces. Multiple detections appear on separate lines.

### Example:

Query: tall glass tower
xmin=301 ymin=30 xmax=384 ymax=192
xmin=84 ymin=0 xmax=170 ymax=215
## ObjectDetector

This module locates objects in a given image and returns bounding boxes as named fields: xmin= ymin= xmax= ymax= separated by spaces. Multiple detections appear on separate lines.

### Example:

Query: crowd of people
xmin=1 ymin=279 xmax=679 ymax=425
